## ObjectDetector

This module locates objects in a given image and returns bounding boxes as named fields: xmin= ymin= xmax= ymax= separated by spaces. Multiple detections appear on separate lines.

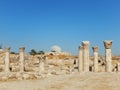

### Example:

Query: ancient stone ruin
xmin=78 ymin=40 xmax=119 ymax=73
xmin=0 ymin=40 xmax=120 ymax=81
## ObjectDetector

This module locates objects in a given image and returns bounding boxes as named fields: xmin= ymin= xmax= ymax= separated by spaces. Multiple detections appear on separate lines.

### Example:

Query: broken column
xmin=78 ymin=46 xmax=83 ymax=72
xmin=117 ymin=63 xmax=120 ymax=72
xmin=92 ymin=46 xmax=98 ymax=72
xmin=82 ymin=41 xmax=90 ymax=72
xmin=19 ymin=47 xmax=25 ymax=72
xmin=39 ymin=56 xmax=45 ymax=74
xmin=104 ymin=40 xmax=112 ymax=72
xmin=4 ymin=47 xmax=10 ymax=72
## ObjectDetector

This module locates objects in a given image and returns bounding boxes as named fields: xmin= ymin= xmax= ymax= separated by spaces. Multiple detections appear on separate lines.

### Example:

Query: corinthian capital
xmin=19 ymin=47 xmax=25 ymax=52
xmin=104 ymin=40 xmax=112 ymax=49
xmin=6 ymin=47 xmax=10 ymax=52
xmin=82 ymin=41 xmax=90 ymax=49
xmin=92 ymin=46 xmax=98 ymax=52
xmin=79 ymin=45 xmax=83 ymax=50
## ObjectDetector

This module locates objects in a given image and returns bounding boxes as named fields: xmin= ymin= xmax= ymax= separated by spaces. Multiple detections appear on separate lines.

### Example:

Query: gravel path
xmin=0 ymin=72 xmax=120 ymax=90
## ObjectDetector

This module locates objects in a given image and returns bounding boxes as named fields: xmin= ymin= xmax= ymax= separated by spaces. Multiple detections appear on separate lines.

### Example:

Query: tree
xmin=29 ymin=49 xmax=37 ymax=56
xmin=10 ymin=52 xmax=16 ymax=54
xmin=38 ymin=51 xmax=45 ymax=55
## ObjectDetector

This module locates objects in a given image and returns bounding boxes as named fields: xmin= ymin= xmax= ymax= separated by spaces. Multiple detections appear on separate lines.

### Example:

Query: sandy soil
xmin=0 ymin=72 xmax=120 ymax=90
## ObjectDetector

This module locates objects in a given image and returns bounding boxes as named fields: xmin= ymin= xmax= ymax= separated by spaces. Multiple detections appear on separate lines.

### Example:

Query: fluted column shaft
xmin=39 ymin=58 xmax=45 ymax=73
xmin=78 ymin=46 xmax=83 ymax=72
xmin=92 ymin=46 xmax=98 ymax=72
xmin=82 ymin=41 xmax=90 ymax=72
xmin=104 ymin=40 xmax=112 ymax=72
xmin=19 ymin=47 xmax=25 ymax=72
xmin=5 ymin=47 xmax=10 ymax=72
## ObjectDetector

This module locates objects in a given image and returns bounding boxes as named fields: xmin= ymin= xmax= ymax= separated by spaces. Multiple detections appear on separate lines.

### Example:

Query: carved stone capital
xmin=82 ymin=41 xmax=90 ymax=49
xmin=79 ymin=45 xmax=83 ymax=50
xmin=104 ymin=40 xmax=112 ymax=49
xmin=6 ymin=47 xmax=10 ymax=52
xmin=92 ymin=46 xmax=98 ymax=52
xmin=19 ymin=47 xmax=25 ymax=52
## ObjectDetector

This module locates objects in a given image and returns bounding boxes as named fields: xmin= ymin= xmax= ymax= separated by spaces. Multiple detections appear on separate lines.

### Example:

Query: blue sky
xmin=0 ymin=0 xmax=120 ymax=55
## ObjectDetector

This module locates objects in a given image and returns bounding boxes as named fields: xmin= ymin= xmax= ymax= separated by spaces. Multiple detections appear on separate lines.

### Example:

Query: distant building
xmin=45 ymin=45 xmax=72 ymax=59
xmin=45 ymin=51 xmax=71 ymax=56
xmin=45 ymin=45 xmax=71 ymax=56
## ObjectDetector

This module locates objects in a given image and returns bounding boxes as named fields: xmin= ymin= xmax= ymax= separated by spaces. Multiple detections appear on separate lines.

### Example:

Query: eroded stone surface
xmin=92 ymin=46 xmax=98 ymax=52
xmin=104 ymin=40 xmax=112 ymax=49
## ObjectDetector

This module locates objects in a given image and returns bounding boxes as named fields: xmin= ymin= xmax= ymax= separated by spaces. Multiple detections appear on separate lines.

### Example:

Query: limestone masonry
xmin=0 ymin=40 xmax=119 ymax=81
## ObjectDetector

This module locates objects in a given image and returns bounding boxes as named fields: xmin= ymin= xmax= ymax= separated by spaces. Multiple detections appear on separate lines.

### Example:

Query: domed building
xmin=45 ymin=45 xmax=71 ymax=59
xmin=50 ymin=45 xmax=62 ymax=53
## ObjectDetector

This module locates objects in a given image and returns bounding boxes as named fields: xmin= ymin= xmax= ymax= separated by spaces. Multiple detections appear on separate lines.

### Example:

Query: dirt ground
xmin=0 ymin=72 xmax=120 ymax=90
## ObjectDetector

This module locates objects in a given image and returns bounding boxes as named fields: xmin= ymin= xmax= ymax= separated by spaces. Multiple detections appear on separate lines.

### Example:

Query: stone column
xmin=5 ymin=47 xmax=10 ymax=72
xmin=92 ymin=46 xmax=98 ymax=72
xmin=117 ymin=63 xmax=120 ymax=72
xmin=82 ymin=41 xmax=90 ymax=72
xmin=104 ymin=40 xmax=112 ymax=72
xmin=39 ymin=59 xmax=45 ymax=74
xmin=19 ymin=47 xmax=25 ymax=72
xmin=78 ymin=46 xmax=83 ymax=72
